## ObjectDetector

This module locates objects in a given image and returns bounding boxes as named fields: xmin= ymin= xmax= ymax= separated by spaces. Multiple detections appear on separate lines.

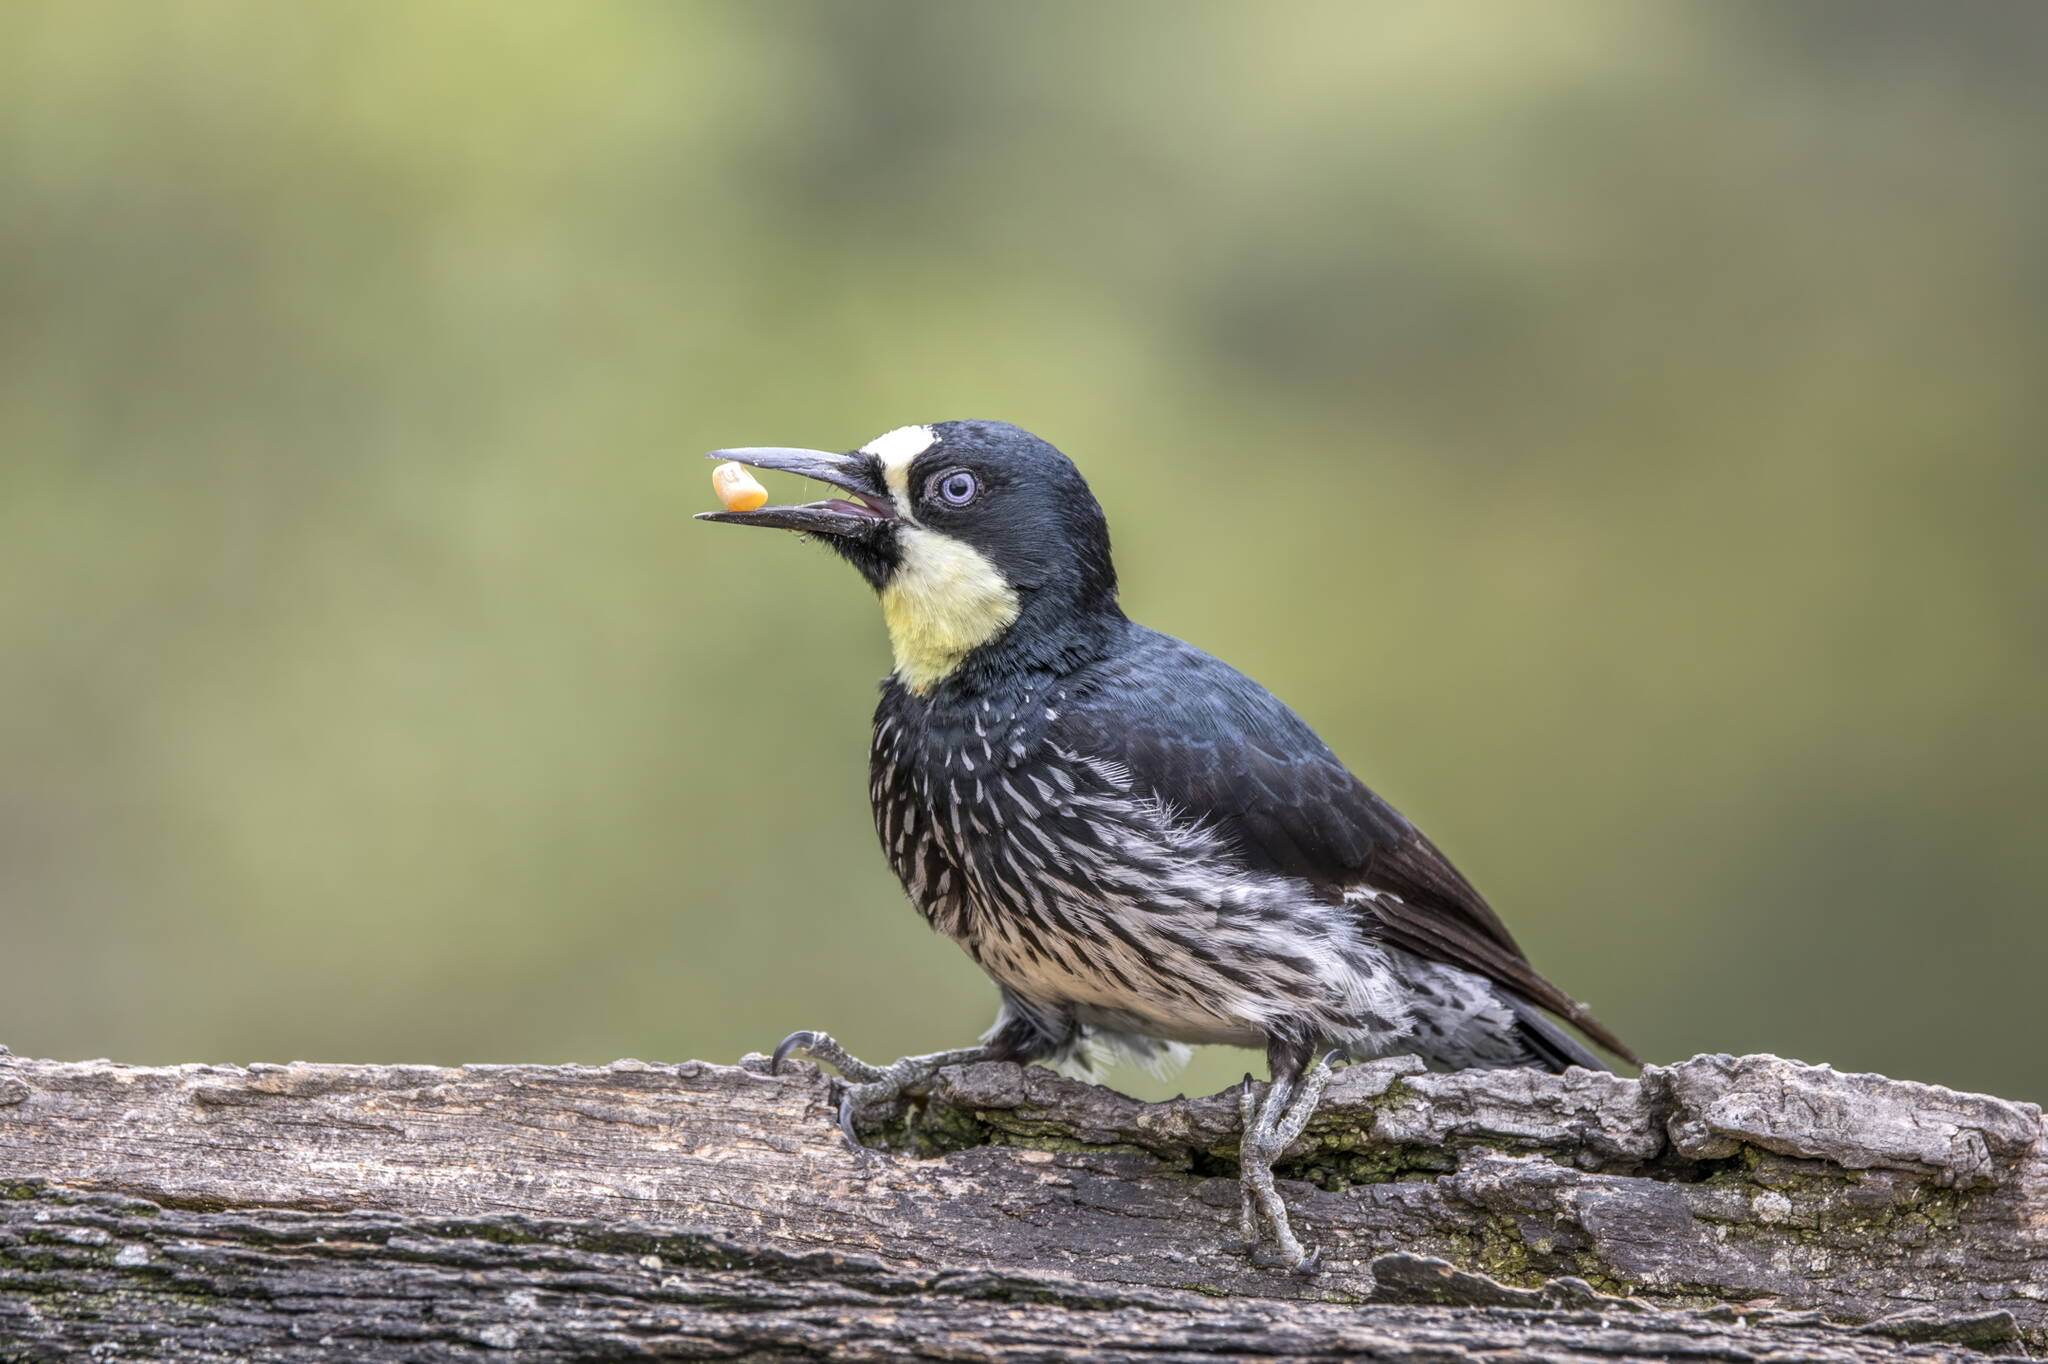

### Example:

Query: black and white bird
xmin=699 ymin=420 xmax=1636 ymax=1270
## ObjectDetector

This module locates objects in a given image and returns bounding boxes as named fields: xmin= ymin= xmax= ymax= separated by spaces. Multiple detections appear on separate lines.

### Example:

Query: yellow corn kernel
xmin=712 ymin=461 xmax=768 ymax=513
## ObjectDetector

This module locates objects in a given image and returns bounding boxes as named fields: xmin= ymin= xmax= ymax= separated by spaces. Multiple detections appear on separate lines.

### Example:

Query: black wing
xmin=1052 ymin=626 xmax=1638 ymax=1066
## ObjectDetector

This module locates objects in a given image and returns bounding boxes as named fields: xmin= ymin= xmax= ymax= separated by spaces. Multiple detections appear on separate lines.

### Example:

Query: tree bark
xmin=1 ymin=1047 xmax=2041 ymax=1361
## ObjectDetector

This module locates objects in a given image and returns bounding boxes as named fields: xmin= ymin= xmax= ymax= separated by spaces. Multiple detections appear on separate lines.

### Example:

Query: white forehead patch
xmin=860 ymin=424 xmax=938 ymax=469
xmin=860 ymin=424 xmax=938 ymax=518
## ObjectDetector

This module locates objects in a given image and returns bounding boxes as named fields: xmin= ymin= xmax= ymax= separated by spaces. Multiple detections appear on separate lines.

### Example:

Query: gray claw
xmin=836 ymin=1088 xmax=863 ymax=1149
xmin=771 ymin=1030 xmax=820 ymax=1075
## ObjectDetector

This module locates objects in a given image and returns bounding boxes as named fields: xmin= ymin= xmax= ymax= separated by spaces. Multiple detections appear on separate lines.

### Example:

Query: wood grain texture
xmin=2 ymin=1048 xmax=2042 ymax=1361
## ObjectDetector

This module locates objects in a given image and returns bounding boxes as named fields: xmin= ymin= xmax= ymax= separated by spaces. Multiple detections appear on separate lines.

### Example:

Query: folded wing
xmin=1052 ymin=627 xmax=1638 ymax=1066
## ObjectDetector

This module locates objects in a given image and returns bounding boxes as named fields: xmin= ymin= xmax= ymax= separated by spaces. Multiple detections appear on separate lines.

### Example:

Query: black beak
xmin=695 ymin=447 xmax=897 ymax=537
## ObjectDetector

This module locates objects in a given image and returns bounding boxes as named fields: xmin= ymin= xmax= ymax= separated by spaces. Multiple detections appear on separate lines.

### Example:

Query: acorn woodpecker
xmin=699 ymin=420 xmax=1636 ymax=1271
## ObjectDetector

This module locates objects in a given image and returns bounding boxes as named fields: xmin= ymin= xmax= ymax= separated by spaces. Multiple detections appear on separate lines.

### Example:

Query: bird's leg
xmin=1235 ymin=1075 xmax=1265 ymax=1250
xmin=771 ymin=1030 xmax=990 ymax=1147
xmin=1235 ymin=1046 xmax=1340 ymax=1273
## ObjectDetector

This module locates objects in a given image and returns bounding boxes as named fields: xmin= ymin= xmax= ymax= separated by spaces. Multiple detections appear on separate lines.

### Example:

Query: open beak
xmin=695 ymin=447 xmax=897 ymax=537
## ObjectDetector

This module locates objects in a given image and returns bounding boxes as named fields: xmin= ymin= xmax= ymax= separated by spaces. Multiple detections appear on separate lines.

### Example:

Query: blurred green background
xmin=3 ymin=2 xmax=2044 ymax=1104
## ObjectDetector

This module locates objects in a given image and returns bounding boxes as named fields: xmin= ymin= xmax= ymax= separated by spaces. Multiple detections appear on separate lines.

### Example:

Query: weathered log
xmin=1 ymin=1047 xmax=2041 ymax=1361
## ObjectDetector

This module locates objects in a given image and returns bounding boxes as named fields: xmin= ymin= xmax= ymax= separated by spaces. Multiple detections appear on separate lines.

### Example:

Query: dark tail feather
xmin=1501 ymin=991 xmax=1611 ymax=1073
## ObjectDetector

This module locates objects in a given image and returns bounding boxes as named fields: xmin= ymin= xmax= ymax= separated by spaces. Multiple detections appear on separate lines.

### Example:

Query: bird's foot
xmin=770 ymin=1030 xmax=990 ymax=1149
xmin=1234 ymin=1051 xmax=1341 ymax=1273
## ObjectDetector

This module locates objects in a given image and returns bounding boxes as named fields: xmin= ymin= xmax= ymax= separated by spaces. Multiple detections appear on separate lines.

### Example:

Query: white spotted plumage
xmin=871 ymin=683 xmax=1424 ymax=1067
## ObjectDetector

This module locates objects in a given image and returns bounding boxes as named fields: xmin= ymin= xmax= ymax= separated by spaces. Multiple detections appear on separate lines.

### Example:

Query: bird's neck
xmin=878 ymin=531 xmax=1024 ymax=695
xmin=903 ymin=590 xmax=1124 ymax=700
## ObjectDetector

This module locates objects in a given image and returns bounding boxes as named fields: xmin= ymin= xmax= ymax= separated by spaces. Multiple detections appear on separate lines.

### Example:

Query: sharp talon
xmin=836 ymin=1088 xmax=862 ymax=1149
xmin=771 ymin=1030 xmax=820 ymax=1075
xmin=1291 ymin=1246 xmax=1324 ymax=1276
xmin=1319 ymin=1048 xmax=1345 ymax=1069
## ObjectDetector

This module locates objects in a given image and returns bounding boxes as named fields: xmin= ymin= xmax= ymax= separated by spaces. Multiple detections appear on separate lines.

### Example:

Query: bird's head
xmin=698 ymin=420 xmax=1119 ymax=693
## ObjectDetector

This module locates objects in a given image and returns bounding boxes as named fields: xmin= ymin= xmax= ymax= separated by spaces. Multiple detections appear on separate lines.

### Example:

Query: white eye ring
xmin=930 ymin=469 xmax=980 ymax=507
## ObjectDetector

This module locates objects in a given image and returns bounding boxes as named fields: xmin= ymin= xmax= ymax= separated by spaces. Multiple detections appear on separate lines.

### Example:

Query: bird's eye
xmin=930 ymin=469 xmax=980 ymax=507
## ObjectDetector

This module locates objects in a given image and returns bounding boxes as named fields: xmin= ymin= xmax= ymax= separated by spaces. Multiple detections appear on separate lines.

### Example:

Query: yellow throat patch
xmin=879 ymin=527 xmax=1020 ymax=694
